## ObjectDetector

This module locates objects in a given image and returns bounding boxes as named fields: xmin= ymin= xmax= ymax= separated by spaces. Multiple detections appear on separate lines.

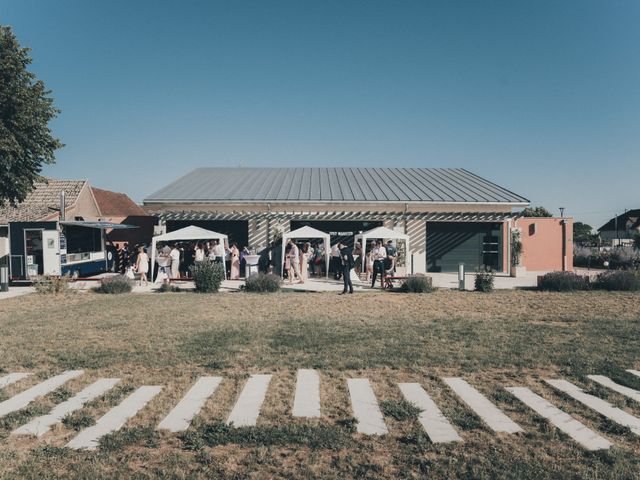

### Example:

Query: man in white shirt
xmin=169 ymin=245 xmax=181 ymax=279
xmin=370 ymin=240 xmax=386 ymax=288
xmin=213 ymin=240 xmax=225 ymax=263
xmin=287 ymin=239 xmax=301 ymax=283
xmin=330 ymin=243 xmax=341 ymax=280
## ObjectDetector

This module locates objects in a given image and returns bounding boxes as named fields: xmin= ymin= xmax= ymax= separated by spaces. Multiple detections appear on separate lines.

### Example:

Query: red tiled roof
xmin=0 ymin=179 xmax=87 ymax=224
xmin=92 ymin=187 xmax=146 ymax=216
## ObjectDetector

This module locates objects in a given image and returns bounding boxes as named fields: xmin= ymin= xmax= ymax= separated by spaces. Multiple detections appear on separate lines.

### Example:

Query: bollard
xmin=458 ymin=263 xmax=465 ymax=291
xmin=0 ymin=266 xmax=8 ymax=293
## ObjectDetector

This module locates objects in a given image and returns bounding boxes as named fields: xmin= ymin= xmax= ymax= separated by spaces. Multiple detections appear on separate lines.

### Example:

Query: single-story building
xmin=144 ymin=167 xmax=572 ymax=275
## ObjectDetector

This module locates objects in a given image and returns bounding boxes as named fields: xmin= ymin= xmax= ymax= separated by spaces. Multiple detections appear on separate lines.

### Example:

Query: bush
xmin=400 ymin=274 xmax=434 ymax=293
xmin=190 ymin=260 xmax=225 ymax=293
xmin=158 ymin=282 xmax=181 ymax=293
xmin=243 ymin=273 xmax=281 ymax=293
xmin=595 ymin=270 xmax=640 ymax=291
xmin=538 ymin=271 xmax=590 ymax=292
xmin=474 ymin=267 xmax=494 ymax=293
xmin=93 ymin=275 xmax=133 ymax=294
xmin=33 ymin=275 xmax=71 ymax=294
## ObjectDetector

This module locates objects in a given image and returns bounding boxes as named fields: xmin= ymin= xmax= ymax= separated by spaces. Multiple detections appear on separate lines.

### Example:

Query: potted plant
xmin=510 ymin=228 xmax=526 ymax=277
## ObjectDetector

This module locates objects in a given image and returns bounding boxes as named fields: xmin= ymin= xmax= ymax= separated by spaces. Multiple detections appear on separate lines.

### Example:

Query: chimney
xmin=60 ymin=191 xmax=66 ymax=221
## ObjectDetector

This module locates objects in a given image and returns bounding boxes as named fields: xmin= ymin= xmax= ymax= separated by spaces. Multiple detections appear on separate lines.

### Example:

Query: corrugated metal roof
xmin=144 ymin=168 xmax=528 ymax=205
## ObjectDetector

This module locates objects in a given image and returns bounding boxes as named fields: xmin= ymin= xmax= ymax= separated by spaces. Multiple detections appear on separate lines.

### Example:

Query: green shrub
xmin=400 ymin=274 xmax=434 ymax=293
xmin=93 ymin=275 xmax=133 ymax=294
xmin=33 ymin=275 xmax=71 ymax=294
xmin=190 ymin=260 xmax=225 ymax=293
xmin=595 ymin=270 xmax=640 ymax=291
xmin=538 ymin=271 xmax=590 ymax=292
xmin=474 ymin=267 xmax=495 ymax=293
xmin=243 ymin=273 xmax=281 ymax=293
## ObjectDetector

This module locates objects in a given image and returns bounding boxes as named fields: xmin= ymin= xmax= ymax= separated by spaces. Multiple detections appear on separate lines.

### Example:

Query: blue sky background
xmin=2 ymin=0 xmax=639 ymax=228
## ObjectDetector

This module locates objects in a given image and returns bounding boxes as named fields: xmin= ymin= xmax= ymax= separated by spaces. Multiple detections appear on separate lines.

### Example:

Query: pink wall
xmin=515 ymin=217 xmax=573 ymax=272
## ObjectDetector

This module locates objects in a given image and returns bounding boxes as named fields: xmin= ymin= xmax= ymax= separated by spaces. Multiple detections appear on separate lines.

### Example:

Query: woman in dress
xmin=284 ymin=244 xmax=292 ymax=281
xmin=300 ymin=243 xmax=310 ymax=282
xmin=365 ymin=242 xmax=374 ymax=282
xmin=230 ymin=242 xmax=240 ymax=280
xmin=135 ymin=246 xmax=149 ymax=286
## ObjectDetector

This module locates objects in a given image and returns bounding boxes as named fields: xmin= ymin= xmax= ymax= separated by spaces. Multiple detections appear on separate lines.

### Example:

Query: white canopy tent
xmin=150 ymin=225 xmax=228 ymax=281
xmin=354 ymin=226 xmax=411 ymax=274
xmin=281 ymin=225 xmax=330 ymax=278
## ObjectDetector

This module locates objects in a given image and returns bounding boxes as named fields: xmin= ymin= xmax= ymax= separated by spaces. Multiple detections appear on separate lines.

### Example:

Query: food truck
xmin=7 ymin=220 xmax=136 ymax=281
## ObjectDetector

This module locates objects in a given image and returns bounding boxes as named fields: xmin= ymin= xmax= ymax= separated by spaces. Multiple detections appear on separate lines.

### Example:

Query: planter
xmin=511 ymin=266 xmax=527 ymax=278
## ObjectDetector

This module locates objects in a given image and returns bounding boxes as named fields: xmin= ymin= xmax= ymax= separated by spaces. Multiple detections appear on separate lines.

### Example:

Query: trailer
xmin=7 ymin=220 xmax=137 ymax=282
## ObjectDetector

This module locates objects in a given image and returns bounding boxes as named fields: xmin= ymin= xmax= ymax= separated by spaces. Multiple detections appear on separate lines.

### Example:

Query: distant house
xmin=598 ymin=210 xmax=640 ymax=245
xmin=92 ymin=187 xmax=156 ymax=247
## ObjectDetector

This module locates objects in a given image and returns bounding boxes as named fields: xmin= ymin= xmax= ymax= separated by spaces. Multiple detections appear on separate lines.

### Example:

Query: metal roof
xmin=158 ymin=210 xmax=518 ymax=223
xmin=144 ymin=168 xmax=528 ymax=205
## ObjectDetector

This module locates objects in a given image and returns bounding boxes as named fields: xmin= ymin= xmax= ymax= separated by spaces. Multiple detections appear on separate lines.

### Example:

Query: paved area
xmin=587 ymin=375 xmax=640 ymax=403
xmin=2 ymin=369 xmax=639 ymax=452
xmin=0 ymin=373 xmax=32 ymax=389
xmin=0 ymin=287 xmax=35 ymax=300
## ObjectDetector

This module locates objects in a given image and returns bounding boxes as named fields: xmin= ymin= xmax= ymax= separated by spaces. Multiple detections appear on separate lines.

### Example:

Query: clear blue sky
xmin=3 ymin=0 xmax=639 ymax=228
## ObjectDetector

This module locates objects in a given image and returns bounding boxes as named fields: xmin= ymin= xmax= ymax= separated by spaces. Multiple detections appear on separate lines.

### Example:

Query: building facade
xmin=142 ymin=167 xmax=575 ymax=275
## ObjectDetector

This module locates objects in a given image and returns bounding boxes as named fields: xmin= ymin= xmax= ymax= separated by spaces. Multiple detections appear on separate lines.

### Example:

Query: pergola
xmin=281 ymin=225 xmax=330 ymax=278
xmin=354 ymin=226 xmax=411 ymax=274
xmin=150 ymin=225 xmax=228 ymax=281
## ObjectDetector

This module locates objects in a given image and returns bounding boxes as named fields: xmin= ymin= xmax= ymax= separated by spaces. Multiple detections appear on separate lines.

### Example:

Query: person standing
xmin=135 ymin=246 xmax=149 ymax=286
xmin=230 ymin=242 xmax=240 ymax=280
xmin=330 ymin=243 xmax=341 ymax=280
xmin=194 ymin=243 xmax=205 ymax=263
xmin=300 ymin=243 xmax=310 ymax=282
xmin=287 ymin=239 xmax=301 ymax=284
xmin=385 ymin=240 xmax=397 ymax=274
xmin=169 ymin=244 xmax=181 ymax=279
xmin=370 ymin=240 xmax=386 ymax=288
xmin=339 ymin=242 xmax=355 ymax=294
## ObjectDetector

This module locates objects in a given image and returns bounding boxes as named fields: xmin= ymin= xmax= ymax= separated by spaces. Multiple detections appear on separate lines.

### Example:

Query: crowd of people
xmin=110 ymin=240 xmax=250 ymax=286
xmin=110 ymin=237 xmax=399 ymax=290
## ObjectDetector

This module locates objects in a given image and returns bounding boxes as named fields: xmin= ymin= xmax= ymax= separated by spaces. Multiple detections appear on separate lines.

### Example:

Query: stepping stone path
xmin=13 ymin=378 xmax=120 ymax=437
xmin=545 ymin=379 xmax=640 ymax=436
xmin=226 ymin=374 xmax=272 ymax=427
xmin=347 ymin=378 xmax=388 ymax=435
xmin=66 ymin=386 xmax=162 ymax=450
xmin=506 ymin=387 xmax=612 ymax=451
xmin=0 ymin=373 xmax=32 ymax=389
xmin=158 ymin=377 xmax=222 ymax=432
xmin=443 ymin=377 xmax=523 ymax=433
xmin=587 ymin=375 xmax=640 ymax=403
xmin=398 ymin=382 xmax=461 ymax=443
xmin=1 ymin=368 xmax=639 ymax=451
xmin=292 ymin=369 xmax=321 ymax=418
xmin=627 ymin=370 xmax=640 ymax=379
xmin=0 ymin=370 xmax=84 ymax=418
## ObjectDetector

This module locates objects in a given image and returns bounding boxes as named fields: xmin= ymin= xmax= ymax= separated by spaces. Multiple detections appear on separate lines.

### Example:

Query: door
xmin=42 ymin=230 xmax=61 ymax=276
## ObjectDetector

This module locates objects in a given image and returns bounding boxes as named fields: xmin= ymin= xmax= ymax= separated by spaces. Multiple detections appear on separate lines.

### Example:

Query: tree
xmin=522 ymin=206 xmax=553 ymax=217
xmin=573 ymin=222 xmax=595 ymax=245
xmin=0 ymin=25 xmax=62 ymax=207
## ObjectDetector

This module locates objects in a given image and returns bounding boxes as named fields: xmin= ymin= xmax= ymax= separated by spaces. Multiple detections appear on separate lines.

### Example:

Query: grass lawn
xmin=0 ymin=290 xmax=639 ymax=479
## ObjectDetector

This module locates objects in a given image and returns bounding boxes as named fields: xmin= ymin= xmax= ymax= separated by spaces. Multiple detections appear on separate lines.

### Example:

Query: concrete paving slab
xmin=398 ymin=382 xmax=461 ymax=443
xmin=13 ymin=378 xmax=120 ymax=437
xmin=627 ymin=370 xmax=640 ymax=379
xmin=347 ymin=378 xmax=388 ymax=435
xmin=0 ymin=287 xmax=35 ymax=301
xmin=0 ymin=370 xmax=84 ymax=418
xmin=587 ymin=375 xmax=640 ymax=403
xmin=443 ymin=377 xmax=522 ymax=433
xmin=226 ymin=374 xmax=272 ymax=427
xmin=545 ymin=379 xmax=640 ymax=436
xmin=66 ymin=385 xmax=162 ymax=450
xmin=506 ymin=386 xmax=612 ymax=451
xmin=158 ymin=377 xmax=222 ymax=432
xmin=0 ymin=373 xmax=32 ymax=390
xmin=292 ymin=369 xmax=321 ymax=418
